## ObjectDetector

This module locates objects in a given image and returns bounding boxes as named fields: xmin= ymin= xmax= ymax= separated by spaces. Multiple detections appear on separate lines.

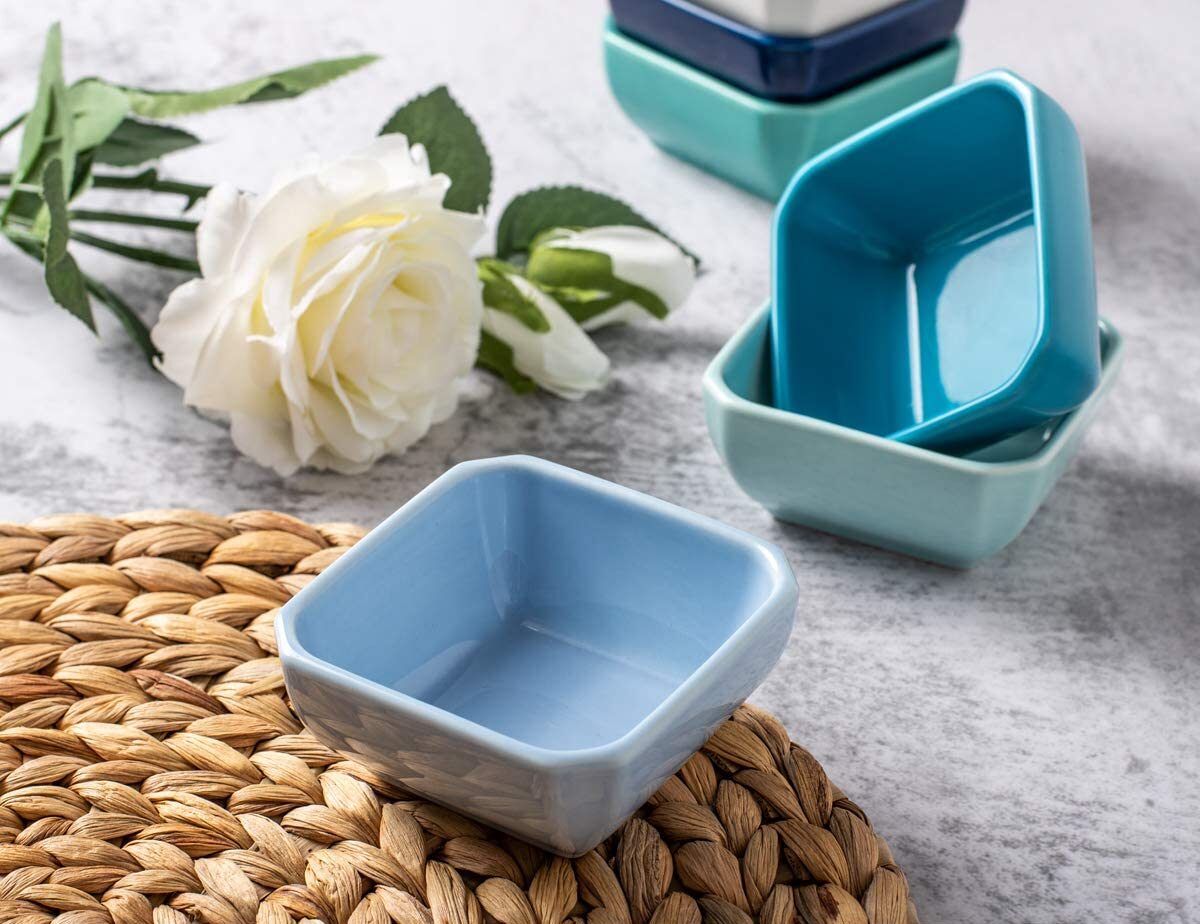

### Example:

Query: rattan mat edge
xmin=0 ymin=510 xmax=918 ymax=924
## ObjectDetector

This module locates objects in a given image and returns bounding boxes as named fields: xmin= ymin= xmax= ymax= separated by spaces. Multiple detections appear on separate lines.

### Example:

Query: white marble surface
xmin=1 ymin=2 xmax=1198 ymax=921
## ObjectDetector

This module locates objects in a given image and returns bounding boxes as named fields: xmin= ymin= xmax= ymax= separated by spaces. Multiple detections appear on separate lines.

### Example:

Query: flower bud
xmin=478 ymin=259 xmax=610 ymax=400
xmin=525 ymin=226 xmax=696 ymax=330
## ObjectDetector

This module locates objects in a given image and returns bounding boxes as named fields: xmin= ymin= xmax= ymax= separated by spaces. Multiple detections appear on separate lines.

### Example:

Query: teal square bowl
xmin=603 ymin=20 xmax=959 ymax=201
xmin=703 ymin=305 xmax=1123 ymax=567
xmin=771 ymin=70 xmax=1101 ymax=453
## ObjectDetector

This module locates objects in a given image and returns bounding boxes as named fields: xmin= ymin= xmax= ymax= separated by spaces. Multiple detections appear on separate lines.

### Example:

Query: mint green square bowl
xmin=603 ymin=20 xmax=959 ymax=201
xmin=703 ymin=305 xmax=1124 ymax=567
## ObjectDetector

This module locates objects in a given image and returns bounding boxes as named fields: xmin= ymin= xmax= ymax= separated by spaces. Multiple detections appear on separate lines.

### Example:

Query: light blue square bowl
xmin=603 ymin=20 xmax=959 ymax=201
xmin=771 ymin=70 xmax=1100 ymax=453
xmin=704 ymin=305 xmax=1123 ymax=567
xmin=278 ymin=455 xmax=798 ymax=856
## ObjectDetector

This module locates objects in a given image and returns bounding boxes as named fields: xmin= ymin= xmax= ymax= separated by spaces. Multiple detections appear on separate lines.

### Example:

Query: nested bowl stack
xmin=604 ymin=0 xmax=965 ymax=199
xmin=0 ymin=510 xmax=918 ymax=924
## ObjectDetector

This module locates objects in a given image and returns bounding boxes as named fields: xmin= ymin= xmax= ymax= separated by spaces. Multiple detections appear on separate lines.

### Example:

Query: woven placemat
xmin=0 ymin=510 xmax=917 ymax=924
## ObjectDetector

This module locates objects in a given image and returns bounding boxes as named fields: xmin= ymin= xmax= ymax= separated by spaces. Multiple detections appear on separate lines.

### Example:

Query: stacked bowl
xmin=703 ymin=71 xmax=1122 ymax=567
xmin=605 ymin=0 xmax=966 ymax=198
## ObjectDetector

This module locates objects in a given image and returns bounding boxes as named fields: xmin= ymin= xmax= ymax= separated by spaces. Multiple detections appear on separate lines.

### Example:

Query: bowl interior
xmin=774 ymin=80 xmax=1041 ymax=440
xmin=724 ymin=307 xmax=1113 ymax=464
xmin=291 ymin=463 xmax=779 ymax=752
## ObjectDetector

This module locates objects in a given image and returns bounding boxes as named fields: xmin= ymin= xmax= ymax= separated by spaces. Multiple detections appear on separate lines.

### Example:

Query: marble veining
xmin=0 ymin=2 xmax=1198 ymax=921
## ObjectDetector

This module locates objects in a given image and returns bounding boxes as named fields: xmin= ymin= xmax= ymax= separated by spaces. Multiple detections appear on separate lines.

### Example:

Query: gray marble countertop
xmin=1 ymin=2 xmax=1198 ymax=921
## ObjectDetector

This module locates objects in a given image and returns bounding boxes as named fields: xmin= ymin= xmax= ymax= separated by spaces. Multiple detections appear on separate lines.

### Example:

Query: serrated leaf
xmin=114 ymin=54 xmax=378 ymax=118
xmin=93 ymin=117 xmax=200 ymax=167
xmin=41 ymin=157 xmax=94 ymax=330
xmin=3 ymin=23 xmax=75 ymax=226
xmin=15 ymin=24 xmax=67 ymax=181
xmin=477 ymin=258 xmax=549 ymax=332
xmin=84 ymin=275 xmax=158 ymax=363
xmin=67 ymin=79 xmax=130 ymax=151
xmin=494 ymin=186 xmax=695 ymax=263
xmin=476 ymin=330 xmax=536 ymax=394
xmin=380 ymin=85 xmax=492 ymax=213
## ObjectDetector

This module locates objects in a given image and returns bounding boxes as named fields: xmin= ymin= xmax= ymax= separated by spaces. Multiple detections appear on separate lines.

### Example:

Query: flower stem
xmin=70 ymin=229 xmax=200 ymax=273
xmin=69 ymin=208 xmax=199 ymax=233
xmin=0 ymin=178 xmax=46 ymax=194
xmin=89 ymin=171 xmax=211 ymax=204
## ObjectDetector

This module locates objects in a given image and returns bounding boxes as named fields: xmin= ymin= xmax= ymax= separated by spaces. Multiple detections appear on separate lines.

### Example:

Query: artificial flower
xmin=524 ymin=225 xmax=696 ymax=330
xmin=151 ymin=135 xmax=485 ymax=475
xmin=479 ymin=260 xmax=610 ymax=400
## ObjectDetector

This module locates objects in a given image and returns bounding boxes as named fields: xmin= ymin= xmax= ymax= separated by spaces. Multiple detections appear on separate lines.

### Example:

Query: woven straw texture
xmin=0 ymin=510 xmax=917 ymax=924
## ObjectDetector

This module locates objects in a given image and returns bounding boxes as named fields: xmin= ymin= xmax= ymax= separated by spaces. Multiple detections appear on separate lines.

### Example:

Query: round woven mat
xmin=0 ymin=510 xmax=917 ymax=924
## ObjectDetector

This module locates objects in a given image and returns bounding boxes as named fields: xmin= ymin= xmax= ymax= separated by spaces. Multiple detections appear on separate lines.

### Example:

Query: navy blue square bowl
xmin=610 ymin=0 xmax=966 ymax=102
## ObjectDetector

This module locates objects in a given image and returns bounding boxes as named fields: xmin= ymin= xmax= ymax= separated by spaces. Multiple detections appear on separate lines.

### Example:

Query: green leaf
xmin=477 ymin=258 xmax=549 ymax=332
xmin=3 ymin=23 xmax=75 ymax=225
xmin=477 ymin=330 xmax=536 ymax=394
xmin=67 ymin=79 xmax=130 ymax=151
xmin=84 ymin=275 xmax=159 ymax=364
xmin=114 ymin=54 xmax=378 ymax=118
xmin=93 ymin=118 xmax=200 ymax=167
xmin=380 ymin=85 xmax=492 ymax=213
xmin=494 ymin=186 xmax=695 ymax=263
xmin=41 ymin=157 xmax=94 ymax=330
xmin=68 ymin=148 xmax=95 ymax=201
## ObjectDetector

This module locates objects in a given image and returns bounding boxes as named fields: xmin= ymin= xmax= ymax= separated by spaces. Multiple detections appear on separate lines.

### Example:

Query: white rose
xmin=525 ymin=225 xmax=696 ymax=330
xmin=151 ymin=135 xmax=485 ymax=475
xmin=478 ymin=261 xmax=610 ymax=400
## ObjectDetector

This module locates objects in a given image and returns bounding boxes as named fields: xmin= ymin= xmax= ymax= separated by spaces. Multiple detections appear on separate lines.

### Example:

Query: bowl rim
xmin=704 ymin=303 xmax=1124 ymax=477
xmin=278 ymin=454 xmax=798 ymax=769
xmin=692 ymin=0 xmax=931 ymax=37
xmin=603 ymin=18 xmax=961 ymax=117
xmin=770 ymin=70 xmax=1082 ymax=443
xmin=613 ymin=0 xmax=965 ymax=52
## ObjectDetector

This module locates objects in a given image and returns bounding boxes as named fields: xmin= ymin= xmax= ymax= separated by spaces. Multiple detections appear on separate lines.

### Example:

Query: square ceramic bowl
xmin=704 ymin=305 xmax=1123 ymax=567
xmin=695 ymin=0 xmax=914 ymax=36
xmin=771 ymin=70 xmax=1100 ymax=453
xmin=279 ymin=455 xmax=798 ymax=856
xmin=604 ymin=21 xmax=958 ymax=200
xmin=610 ymin=0 xmax=964 ymax=101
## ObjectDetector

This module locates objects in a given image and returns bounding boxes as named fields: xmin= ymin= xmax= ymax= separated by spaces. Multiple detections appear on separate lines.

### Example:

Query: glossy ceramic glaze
xmin=693 ymin=0 xmax=912 ymax=36
xmin=772 ymin=70 xmax=1100 ymax=453
xmin=604 ymin=22 xmax=959 ymax=200
xmin=610 ymin=0 xmax=964 ymax=101
xmin=279 ymin=455 xmax=798 ymax=855
xmin=704 ymin=305 xmax=1123 ymax=567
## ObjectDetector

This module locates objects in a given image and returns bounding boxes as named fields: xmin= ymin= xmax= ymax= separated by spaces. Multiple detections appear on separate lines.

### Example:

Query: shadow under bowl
xmin=610 ymin=0 xmax=965 ymax=101
xmin=772 ymin=69 xmax=1100 ymax=453
xmin=603 ymin=20 xmax=959 ymax=201
xmin=704 ymin=305 xmax=1123 ymax=568
xmin=278 ymin=455 xmax=798 ymax=855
